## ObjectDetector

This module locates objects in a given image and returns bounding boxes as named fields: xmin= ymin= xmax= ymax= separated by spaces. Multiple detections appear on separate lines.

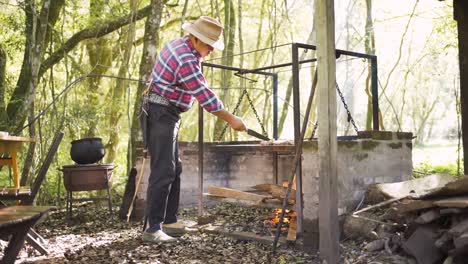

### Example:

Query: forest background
xmin=0 ymin=0 xmax=459 ymax=205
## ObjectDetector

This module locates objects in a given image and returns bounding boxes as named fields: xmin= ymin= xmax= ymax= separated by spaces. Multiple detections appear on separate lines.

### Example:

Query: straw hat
xmin=182 ymin=16 xmax=224 ymax=51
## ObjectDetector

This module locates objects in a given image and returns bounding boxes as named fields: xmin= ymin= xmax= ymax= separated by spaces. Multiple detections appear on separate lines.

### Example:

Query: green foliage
xmin=413 ymin=160 xmax=463 ymax=177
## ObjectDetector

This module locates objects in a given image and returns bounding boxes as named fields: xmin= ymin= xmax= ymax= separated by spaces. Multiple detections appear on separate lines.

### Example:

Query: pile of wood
xmin=206 ymin=184 xmax=297 ymax=242
xmin=349 ymin=174 xmax=468 ymax=264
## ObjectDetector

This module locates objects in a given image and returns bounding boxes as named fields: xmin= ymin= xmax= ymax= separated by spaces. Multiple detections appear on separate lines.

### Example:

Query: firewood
xmin=453 ymin=232 xmax=468 ymax=249
xmin=415 ymin=209 xmax=441 ymax=224
xmin=252 ymin=184 xmax=297 ymax=200
xmin=393 ymin=199 xmax=436 ymax=214
xmin=287 ymin=216 xmax=297 ymax=242
xmin=448 ymin=218 xmax=468 ymax=237
xmin=207 ymin=186 xmax=269 ymax=202
xmin=435 ymin=232 xmax=453 ymax=252
xmin=435 ymin=196 xmax=468 ymax=208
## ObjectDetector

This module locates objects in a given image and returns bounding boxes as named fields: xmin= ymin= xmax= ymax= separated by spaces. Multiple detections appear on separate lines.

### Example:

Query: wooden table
xmin=0 ymin=136 xmax=36 ymax=189
xmin=0 ymin=206 xmax=51 ymax=264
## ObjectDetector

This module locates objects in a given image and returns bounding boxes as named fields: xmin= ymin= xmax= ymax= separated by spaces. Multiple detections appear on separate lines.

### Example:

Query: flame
xmin=282 ymin=178 xmax=297 ymax=191
xmin=271 ymin=209 xmax=291 ymax=224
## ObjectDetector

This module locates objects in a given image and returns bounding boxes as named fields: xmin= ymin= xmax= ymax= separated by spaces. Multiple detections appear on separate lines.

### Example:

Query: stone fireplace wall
xmin=134 ymin=131 xmax=413 ymax=221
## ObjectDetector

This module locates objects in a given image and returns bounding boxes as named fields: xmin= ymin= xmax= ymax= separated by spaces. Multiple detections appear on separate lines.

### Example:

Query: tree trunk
xmin=126 ymin=0 xmax=164 ymax=174
xmin=454 ymin=0 xmax=468 ymax=174
xmin=121 ymin=0 xmax=164 ymax=221
xmin=106 ymin=0 xmax=139 ymax=163
xmin=0 ymin=43 xmax=6 ymax=127
xmin=213 ymin=0 xmax=236 ymax=141
xmin=84 ymin=0 xmax=113 ymax=138
xmin=364 ymin=0 xmax=375 ymax=131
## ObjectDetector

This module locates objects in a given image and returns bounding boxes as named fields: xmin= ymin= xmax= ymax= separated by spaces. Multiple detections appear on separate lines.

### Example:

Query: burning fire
xmin=271 ymin=209 xmax=291 ymax=224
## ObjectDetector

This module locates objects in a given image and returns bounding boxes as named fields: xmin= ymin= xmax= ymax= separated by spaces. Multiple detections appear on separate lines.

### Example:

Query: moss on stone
xmin=361 ymin=140 xmax=380 ymax=150
xmin=371 ymin=131 xmax=393 ymax=140
xmin=406 ymin=142 xmax=413 ymax=149
xmin=396 ymin=132 xmax=413 ymax=140
xmin=303 ymin=141 xmax=318 ymax=151
xmin=353 ymin=153 xmax=369 ymax=161
xmin=338 ymin=141 xmax=358 ymax=149
xmin=388 ymin=142 xmax=402 ymax=149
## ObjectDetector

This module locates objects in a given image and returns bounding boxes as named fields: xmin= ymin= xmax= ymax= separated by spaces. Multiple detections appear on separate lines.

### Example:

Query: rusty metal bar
xmin=198 ymin=104 xmax=204 ymax=218
xmin=371 ymin=57 xmax=379 ymax=131
xmin=295 ymin=42 xmax=377 ymax=60
xmin=273 ymin=66 xmax=319 ymax=252
xmin=291 ymin=43 xmax=304 ymax=238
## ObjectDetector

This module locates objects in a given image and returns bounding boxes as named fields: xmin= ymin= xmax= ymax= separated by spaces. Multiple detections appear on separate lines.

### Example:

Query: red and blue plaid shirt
xmin=149 ymin=36 xmax=224 ymax=113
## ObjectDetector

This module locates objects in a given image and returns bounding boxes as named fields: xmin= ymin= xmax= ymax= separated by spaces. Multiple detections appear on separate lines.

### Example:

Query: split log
xmin=415 ymin=209 xmax=441 ymax=224
xmin=366 ymin=174 xmax=454 ymax=203
xmin=448 ymin=218 xmax=468 ymax=237
xmin=119 ymin=168 xmax=137 ymax=220
xmin=252 ymin=184 xmax=296 ymax=204
xmin=287 ymin=216 xmax=297 ymax=242
xmin=393 ymin=199 xmax=436 ymax=214
xmin=204 ymin=193 xmax=293 ymax=209
xmin=453 ymin=232 xmax=468 ymax=249
xmin=402 ymin=226 xmax=445 ymax=264
xmin=434 ymin=196 xmax=468 ymax=208
xmin=207 ymin=186 xmax=269 ymax=201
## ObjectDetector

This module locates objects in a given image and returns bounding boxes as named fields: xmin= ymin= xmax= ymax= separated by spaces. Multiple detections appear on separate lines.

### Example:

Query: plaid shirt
xmin=149 ymin=36 xmax=224 ymax=113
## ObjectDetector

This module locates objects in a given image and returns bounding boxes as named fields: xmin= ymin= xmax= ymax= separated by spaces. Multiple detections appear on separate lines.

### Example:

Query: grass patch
xmin=413 ymin=161 xmax=463 ymax=177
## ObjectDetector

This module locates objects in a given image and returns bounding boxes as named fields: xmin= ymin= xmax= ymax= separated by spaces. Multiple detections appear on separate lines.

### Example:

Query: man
xmin=141 ymin=16 xmax=247 ymax=243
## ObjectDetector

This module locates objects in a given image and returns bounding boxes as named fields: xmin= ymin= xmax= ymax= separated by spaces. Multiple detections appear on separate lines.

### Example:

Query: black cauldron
xmin=70 ymin=137 xmax=105 ymax=164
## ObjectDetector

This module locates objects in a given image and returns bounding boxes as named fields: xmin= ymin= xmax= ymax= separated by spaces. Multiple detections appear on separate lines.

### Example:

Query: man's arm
xmin=212 ymin=109 xmax=247 ymax=131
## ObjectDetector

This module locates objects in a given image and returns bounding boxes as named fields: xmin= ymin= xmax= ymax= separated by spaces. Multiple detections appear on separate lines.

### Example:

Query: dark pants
xmin=145 ymin=103 xmax=182 ymax=233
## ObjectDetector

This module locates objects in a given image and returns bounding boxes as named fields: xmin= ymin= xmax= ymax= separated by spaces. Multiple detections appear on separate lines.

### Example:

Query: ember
xmin=271 ymin=209 xmax=292 ymax=225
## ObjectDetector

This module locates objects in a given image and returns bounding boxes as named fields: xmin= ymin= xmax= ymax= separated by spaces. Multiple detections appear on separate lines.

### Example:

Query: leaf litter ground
xmin=2 ymin=202 xmax=410 ymax=263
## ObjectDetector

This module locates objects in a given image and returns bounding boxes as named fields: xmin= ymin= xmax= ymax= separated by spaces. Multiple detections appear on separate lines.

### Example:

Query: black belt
xmin=145 ymin=93 xmax=181 ymax=114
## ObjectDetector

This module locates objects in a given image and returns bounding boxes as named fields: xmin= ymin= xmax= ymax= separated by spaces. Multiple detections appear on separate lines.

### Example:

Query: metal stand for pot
xmin=60 ymin=164 xmax=114 ymax=220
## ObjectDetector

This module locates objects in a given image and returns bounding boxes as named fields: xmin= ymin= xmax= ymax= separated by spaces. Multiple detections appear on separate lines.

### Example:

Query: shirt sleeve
xmin=176 ymin=60 xmax=224 ymax=113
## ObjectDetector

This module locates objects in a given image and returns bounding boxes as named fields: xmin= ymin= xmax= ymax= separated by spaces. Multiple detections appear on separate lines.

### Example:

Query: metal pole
xmin=273 ymin=67 xmax=318 ymax=252
xmin=198 ymin=104 xmax=204 ymax=218
xmin=273 ymin=73 xmax=278 ymax=140
xmin=292 ymin=43 xmax=304 ymax=237
xmin=371 ymin=57 xmax=379 ymax=131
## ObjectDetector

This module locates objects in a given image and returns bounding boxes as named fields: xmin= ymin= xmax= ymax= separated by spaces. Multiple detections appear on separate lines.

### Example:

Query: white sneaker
xmin=163 ymin=222 xmax=187 ymax=237
xmin=142 ymin=230 xmax=177 ymax=243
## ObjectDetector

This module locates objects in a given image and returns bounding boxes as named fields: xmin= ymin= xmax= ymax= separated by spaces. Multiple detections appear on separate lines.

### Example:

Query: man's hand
xmin=228 ymin=115 xmax=247 ymax=131
xmin=212 ymin=109 xmax=247 ymax=131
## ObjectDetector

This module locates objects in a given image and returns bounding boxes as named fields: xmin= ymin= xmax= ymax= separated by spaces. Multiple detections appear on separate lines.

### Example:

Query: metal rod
xmin=272 ymin=67 xmax=318 ymax=252
xmin=371 ymin=57 xmax=379 ymax=131
xmin=273 ymin=73 xmax=278 ymax=139
xmin=292 ymin=43 xmax=304 ymax=238
xmin=239 ymin=59 xmax=317 ymax=74
xmin=202 ymin=59 xmax=318 ymax=75
xmin=295 ymin=42 xmax=377 ymax=60
xmin=198 ymin=104 xmax=204 ymax=218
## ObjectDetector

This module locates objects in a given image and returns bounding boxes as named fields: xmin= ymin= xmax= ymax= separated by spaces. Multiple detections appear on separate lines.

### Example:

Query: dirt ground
xmin=1 ymin=202 xmax=412 ymax=264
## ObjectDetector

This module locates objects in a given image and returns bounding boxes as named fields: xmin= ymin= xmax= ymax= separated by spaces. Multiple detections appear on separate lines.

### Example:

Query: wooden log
xmin=448 ymin=218 xmax=468 ymax=237
xmin=415 ymin=209 xmax=441 ymax=224
xmin=202 ymin=226 xmax=286 ymax=245
xmin=287 ymin=215 xmax=297 ymax=242
xmin=393 ymin=199 xmax=436 ymax=214
xmin=119 ymin=168 xmax=137 ymax=220
xmin=207 ymin=186 xmax=269 ymax=202
xmin=252 ymin=184 xmax=297 ymax=200
xmin=204 ymin=193 xmax=293 ymax=209
xmin=454 ymin=232 xmax=468 ymax=249
xmin=435 ymin=196 xmax=468 ymax=208
xmin=367 ymin=174 xmax=454 ymax=203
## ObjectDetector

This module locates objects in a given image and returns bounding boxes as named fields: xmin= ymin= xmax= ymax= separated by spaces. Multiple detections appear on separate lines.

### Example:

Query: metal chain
xmin=336 ymin=82 xmax=359 ymax=133
xmin=244 ymin=90 xmax=269 ymax=137
xmin=217 ymin=90 xmax=247 ymax=141
xmin=308 ymin=121 xmax=319 ymax=140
